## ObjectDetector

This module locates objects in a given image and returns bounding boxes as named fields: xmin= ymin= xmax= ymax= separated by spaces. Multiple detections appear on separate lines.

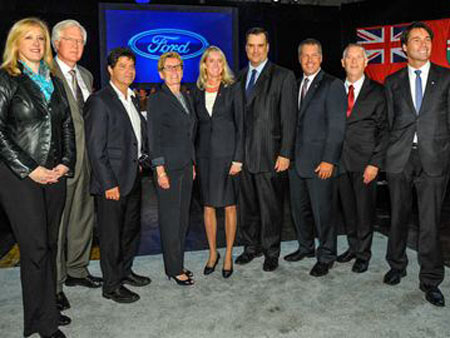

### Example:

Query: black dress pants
xmin=238 ymin=167 xmax=285 ymax=259
xmin=386 ymin=149 xmax=446 ymax=287
xmin=0 ymin=163 xmax=64 ymax=337
xmin=156 ymin=165 xmax=193 ymax=277
xmin=289 ymin=168 xmax=336 ymax=264
xmin=337 ymin=171 xmax=377 ymax=262
xmin=96 ymin=173 xmax=142 ymax=293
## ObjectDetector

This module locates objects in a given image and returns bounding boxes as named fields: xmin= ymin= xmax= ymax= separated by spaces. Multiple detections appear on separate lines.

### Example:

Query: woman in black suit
xmin=0 ymin=18 xmax=75 ymax=338
xmin=194 ymin=46 xmax=244 ymax=278
xmin=148 ymin=52 xmax=196 ymax=285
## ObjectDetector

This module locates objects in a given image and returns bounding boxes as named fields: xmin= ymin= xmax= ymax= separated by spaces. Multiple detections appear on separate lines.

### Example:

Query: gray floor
xmin=1 ymin=234 xmax=449 ymax=338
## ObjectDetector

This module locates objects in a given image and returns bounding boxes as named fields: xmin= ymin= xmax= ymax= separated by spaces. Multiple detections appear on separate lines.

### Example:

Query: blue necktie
xmin=246 ymin=69 xmax=258 ymax=97
xmin=415 ymin=70 xmax=422 ymax=113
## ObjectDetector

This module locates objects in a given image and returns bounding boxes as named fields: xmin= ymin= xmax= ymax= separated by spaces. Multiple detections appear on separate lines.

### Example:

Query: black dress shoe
xmin=284 ymin=250 xmax=315 ymax=262
xmin=383 ymin=269 xmax=406 ymax=285
xmin=65 ymin=274 xmax=103 ymax=288
xmin=58 ymin=313 xmax=71 ymax=326
xmin=183 ymin=268 xmax=193 ymax=278
xmin=222 ymin=264 xmax=233 ymax=279
xmin=56 ymin=292 xmax=70 ymax=311
xmin=122 ymin=271 xmax=151 ymax=287
xmin=168 ymin=275 xmax=195 ymax=286
xmin=352 ymin=259 xmax=369 ymax=273
xmin=420 ymin=284 xmax=445 ymax=307
xmin=103 ymin=285 xmax=140 ymax=303
xmin=263 ymin=257 xmax=279 ymax=272
xmin=40 ymin=329 xmax=66 ymax=338
xmin=204 ymin=252 xmax=220 ymax=275
xmin=336 ymin=250 xmax=356 ymax=263
xmin=235 ymin=251 xmax=261 ymax=265
xmin=310 ymin=261 xmax=333 ymax=277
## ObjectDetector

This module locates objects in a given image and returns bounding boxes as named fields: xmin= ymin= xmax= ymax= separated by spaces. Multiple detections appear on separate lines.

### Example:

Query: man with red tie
xmin=335 ymin=44 xmax=388 ymax=273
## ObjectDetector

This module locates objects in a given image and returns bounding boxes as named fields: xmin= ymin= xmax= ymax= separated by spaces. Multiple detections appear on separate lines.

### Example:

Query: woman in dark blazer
xmin=194 ymin=46 xmax=244 ymax=278
xmin=148 ymin=52 xmax=196 ymax=285
xmin=0 ymin=18 xmax=75 ymax=338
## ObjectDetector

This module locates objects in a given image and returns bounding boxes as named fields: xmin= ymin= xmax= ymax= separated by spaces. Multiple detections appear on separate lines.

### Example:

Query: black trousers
xmin=386 ymin=149 xmax=446 ymax=287
xmin=337 ymin=171 xmax=377 ymax=262
xmin=96 ymin=173 xmax=142 ymax=293
xmin=0 ymin=163 xmax=64 ymax=337
xmin=289 ymin=168 xmax=336 ymax=264
xmin=156 ymin=165 xmax=193 ymax=277
xmin=238 ymin=167 xmax=285 ymax=259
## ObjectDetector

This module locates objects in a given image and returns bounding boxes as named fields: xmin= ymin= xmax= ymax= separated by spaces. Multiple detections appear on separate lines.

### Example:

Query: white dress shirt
xmin=205 ymin=91 xmax=218 ymax=116
xmin=298 ymin=68 xmax=321 ymax=108
xmin=246 ymin=58 xmax=269 ymax=89
xmin=408 ymin=61 xmax=430 ymax=143
xmin=345 ymin=74 xmax=365 ymax=100
xmin=109 ymin=81 xmax=142 ymax=158
xmin=55 ymin=56 xmax=90 ymax=101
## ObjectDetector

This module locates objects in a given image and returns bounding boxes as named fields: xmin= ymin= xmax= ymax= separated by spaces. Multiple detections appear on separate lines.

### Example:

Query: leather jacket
xmin=0 ymin=68 xmax=76 ymax=179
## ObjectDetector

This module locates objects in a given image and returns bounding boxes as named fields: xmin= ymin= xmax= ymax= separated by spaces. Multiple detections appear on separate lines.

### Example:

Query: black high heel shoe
xmin=183 ymin=268 xmax=193 ymax=278
xmin=222 ymin=263 xmax=233 ymax=279
xmin=203 ymin=252 xmax=220 ymax=275
xmin=168 ymin=275 xmax=194 ymax=286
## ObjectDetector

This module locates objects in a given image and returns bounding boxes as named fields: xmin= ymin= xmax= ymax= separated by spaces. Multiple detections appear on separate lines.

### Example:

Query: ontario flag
xmin=357 ymin=18 xmax=450 ymax=83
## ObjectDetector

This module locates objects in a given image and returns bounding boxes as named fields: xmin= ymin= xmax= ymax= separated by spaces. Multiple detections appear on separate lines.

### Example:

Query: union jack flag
xmin=357 ymin=25 xmax=408 ymax=64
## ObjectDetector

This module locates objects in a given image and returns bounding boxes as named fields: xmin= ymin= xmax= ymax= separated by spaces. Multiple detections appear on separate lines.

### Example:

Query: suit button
xmin=133 ymin=142 xmax=137 ymax=146
xmin=133 ymin=159 xmax=137 ymax=162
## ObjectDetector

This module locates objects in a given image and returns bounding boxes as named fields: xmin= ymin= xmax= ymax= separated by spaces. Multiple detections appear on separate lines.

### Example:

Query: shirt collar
xmin=55 ymin=55 xmax=78 ymax=75
xmin=109 ymin=81 xmax=135 ymax=101
xmin=302 ymin=68 xmax=321 ymax=83
xmin=249 ymin=58 xmax=268 ymax=74
xmin=408 ymin=61 xmax=430 ymax=78
xmin=345 ymin=74 xmax=365 ymax=91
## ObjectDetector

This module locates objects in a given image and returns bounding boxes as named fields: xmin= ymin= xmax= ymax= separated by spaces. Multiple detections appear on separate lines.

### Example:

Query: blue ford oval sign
xmin=128 ymin=29 xmax=209 ymax=60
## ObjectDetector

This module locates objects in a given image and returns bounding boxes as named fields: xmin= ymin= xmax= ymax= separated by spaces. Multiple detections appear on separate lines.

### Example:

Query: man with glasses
xmin=52 ymin=19 xmax=102 ymax=311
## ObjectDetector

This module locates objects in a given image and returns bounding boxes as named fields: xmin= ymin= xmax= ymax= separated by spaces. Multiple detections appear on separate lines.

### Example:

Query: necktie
xmin=246 ymin=69 xmax=258 ymax=98
xmin=346 ymin=84 xmax=355 ymax=118
xmin=69 ymin=69 xmax=85 ymax=114
xmin=415 ymin=70 xmax=422 ymax=113
xmin=299 ymin=77 xmax=309 ymax=109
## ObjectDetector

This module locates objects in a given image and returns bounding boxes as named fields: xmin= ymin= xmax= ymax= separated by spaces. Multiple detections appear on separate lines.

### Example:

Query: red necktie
xmin=346 ymin=84 xmax=354 ymax=118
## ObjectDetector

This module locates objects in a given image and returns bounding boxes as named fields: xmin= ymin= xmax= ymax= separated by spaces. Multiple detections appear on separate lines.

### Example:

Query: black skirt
xmin=196 ymin=157 xmax=238 ymax=207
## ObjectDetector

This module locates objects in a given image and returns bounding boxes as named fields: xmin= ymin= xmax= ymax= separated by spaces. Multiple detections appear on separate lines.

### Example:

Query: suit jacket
xmin=385 ymin=63 xmax=450 ymax=176
xmin=193 ymin=83 xmax=244 ymax=162
xmin=84 ymin=84 xmax=148 ymax=196
xmin=148 ymin=83 xmax=196 ymax=170
xmin=339 ymin=76 xmax=388 ymax=173
xmin=294 ymin=70 xmax=347 ymax=178
xmin=238 ymin=61 xmax=297 ymax=174
xmin=54 ymin=62 xmax=93 ymax=181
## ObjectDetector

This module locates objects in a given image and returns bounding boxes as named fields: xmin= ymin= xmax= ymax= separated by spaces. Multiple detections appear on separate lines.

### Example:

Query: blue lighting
xmin=135 ymin=0 xmax=150 ymax=3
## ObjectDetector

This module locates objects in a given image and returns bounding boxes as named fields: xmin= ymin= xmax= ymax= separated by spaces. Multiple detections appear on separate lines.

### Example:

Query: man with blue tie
xmin=235 ymin=27 xmax=297 ymax=272
xmin=383 ymin=22 xmax=450 ymax=307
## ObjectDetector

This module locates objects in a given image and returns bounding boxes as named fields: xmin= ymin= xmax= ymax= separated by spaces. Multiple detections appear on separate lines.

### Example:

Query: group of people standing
xmin=0 ymin=15 xmax=448 ymax=338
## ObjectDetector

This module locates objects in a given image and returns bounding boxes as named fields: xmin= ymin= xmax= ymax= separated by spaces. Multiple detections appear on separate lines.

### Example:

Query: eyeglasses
xmin=61 ymin=36 xmax=84 ymax=46
xmin=163 ymin=64 xmax=183 ymax=72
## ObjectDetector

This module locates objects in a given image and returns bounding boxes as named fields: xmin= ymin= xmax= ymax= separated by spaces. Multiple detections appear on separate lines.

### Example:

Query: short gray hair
xmin=342 ymin=43 xmax=367 ymax=59
xmin=51 ymin=19 xmax=87 ymax=50
xmin=298 ymin=38 xmax=322 ymax=56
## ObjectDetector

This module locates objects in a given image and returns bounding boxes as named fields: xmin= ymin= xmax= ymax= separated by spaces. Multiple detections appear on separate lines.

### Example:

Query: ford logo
xmin=128 ymin=29 xmax=209 ymax=60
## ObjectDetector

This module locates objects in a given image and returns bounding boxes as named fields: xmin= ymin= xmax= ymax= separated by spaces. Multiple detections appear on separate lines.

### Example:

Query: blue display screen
xmin=99 ymin=4 xmax=238 ymax=85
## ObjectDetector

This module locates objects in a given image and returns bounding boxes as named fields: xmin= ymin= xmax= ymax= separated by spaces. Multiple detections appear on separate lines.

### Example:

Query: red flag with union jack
xmin=357 ymin=18 xmax=450 ymax=83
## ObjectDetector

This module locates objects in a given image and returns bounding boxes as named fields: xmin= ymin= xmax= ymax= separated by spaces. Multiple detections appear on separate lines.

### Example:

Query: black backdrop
xmin=1 ymin=0 xmax=450 ymax=256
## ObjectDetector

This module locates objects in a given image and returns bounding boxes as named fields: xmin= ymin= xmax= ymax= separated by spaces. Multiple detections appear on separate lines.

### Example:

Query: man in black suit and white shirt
xmin=85 ymin=48 xmax=150 ymax=304
xmin=284 ymin=39 xmax=347 ymax=277
xmin=335 ymin=44 xmax=388 ymax=273
xmin=383 ymin=22 xmax=449 ymax=307
xmin=235 ymin=27 xmax=297 ymax=272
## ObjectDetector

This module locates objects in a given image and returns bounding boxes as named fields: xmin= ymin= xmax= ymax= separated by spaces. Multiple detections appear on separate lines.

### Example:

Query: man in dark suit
xmin=235 ymin=27 xmax=297 ymax=272
xmin=85 ymin=48 xmax=150 ymax=304
xmin=383 ymin=22 xmax=449 ymax=307
xmin=335 ymin=44 xmax=388 ymax=273
xmin=51 ymin=19 xmax=102 ymax=312
xmin=285 ymin=39 xmax=347 ymax=277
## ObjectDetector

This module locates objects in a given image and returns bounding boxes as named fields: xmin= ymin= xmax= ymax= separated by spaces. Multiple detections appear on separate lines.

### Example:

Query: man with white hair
xmin=52 ymin=19 xmax=102 ymax=311
xmin=335 ymin=43 xmax=388 ymax=273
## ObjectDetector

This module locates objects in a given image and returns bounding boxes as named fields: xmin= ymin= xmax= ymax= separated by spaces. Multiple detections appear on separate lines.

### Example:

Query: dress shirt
xmin=246 ymin=58 xmax=268 ymax=89
xmin=55 ymin=56 xmax=90 ymax=101
xmin=298 ymin=68 xmax=321 ymax=108
xmin=109 ymin=81 xmax=142 ymax=158
xmin=345 ymin=75 xmax=365 ymax=101
xmin=205 ymin=91 xmax=218 ymax=116
xmin=408 ymin=61 xmax=430 ymax=144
